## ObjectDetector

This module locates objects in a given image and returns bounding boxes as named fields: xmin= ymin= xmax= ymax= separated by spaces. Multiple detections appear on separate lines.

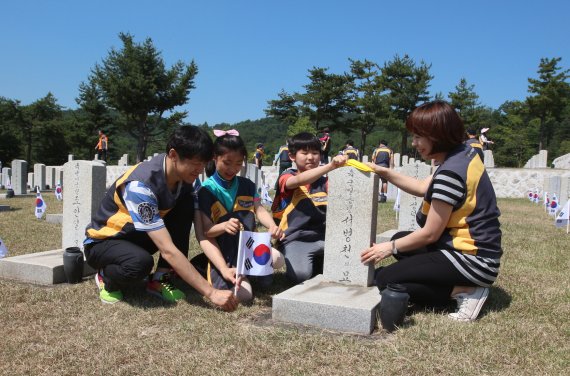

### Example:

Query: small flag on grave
xmin=35 ymin=187 xmax=47 ymax=219
xmin=0 ymin=236 xmax=8 ymax=258
xmin=236 ymin=230 xmax=273 ymax=277
xmin=549 ymin=194 xmax=559 ymax=216
xmin=55 ymin=182 xmax=63 ymax=201
xmin=554 ymin=200 xmax=569 ymax=233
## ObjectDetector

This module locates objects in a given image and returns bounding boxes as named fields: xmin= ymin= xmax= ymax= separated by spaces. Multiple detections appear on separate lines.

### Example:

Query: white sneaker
xmin=449 ymin=287 xmax=489 ymax=322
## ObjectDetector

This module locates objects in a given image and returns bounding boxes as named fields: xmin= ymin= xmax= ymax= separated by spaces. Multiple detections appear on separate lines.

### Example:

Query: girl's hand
xmin=330 ymin=155 xmax=348 ymax=169
xmin=361 ymin=242 xmax=392 ymax=265
xmin=268 ymin=224 xmax=285 ymax=241
xmin=221 ymin=267 xmax=238 ymax=284
xmin=224 ymin=218 xmax=241 ymax=235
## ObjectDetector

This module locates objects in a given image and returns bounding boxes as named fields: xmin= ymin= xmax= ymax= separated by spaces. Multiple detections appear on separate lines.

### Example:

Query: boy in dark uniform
xmin=271 ymin=132 xmax=347 ymax=284
xmin=465 ymin=129 xmax=484 ymax=162
xmin=84 ymin=126 xmax=237 ymax=311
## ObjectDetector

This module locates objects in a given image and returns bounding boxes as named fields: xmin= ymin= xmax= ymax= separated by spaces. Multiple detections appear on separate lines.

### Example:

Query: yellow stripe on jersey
xmin=448 ymin=157 xmax=484 ymax=254
xmin=278 ymin=187 xmax=327 ymax=232
xmin=210 ymin=201 xmax=228 ymax=224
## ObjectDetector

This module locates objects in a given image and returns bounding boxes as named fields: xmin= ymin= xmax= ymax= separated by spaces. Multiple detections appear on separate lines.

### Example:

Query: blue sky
xmin=1 ymin=0 xmax=568 ymax=125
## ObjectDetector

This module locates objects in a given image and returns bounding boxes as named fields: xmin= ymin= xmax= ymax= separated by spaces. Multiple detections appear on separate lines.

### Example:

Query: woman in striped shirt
xmin=362 ymin=101 xmax=502 ymax=322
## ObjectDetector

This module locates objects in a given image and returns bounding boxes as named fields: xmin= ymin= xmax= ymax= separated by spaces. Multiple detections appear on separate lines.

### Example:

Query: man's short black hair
xmin=166 ymin=126 xmax=213 ymax=162
xmin=379 ymin=140 xmax=388 ymax=146
xmin=467 ymin=128 xmax=476 ymax=136
xmin=288 ymin=132 xmax=321 ymax=155
xmin=346 ymin=140 xmax=354 ymax=146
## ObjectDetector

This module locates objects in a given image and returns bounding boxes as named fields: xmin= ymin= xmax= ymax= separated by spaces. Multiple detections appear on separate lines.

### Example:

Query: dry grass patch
xmin=0 ymin=196 xmax=568 ymax=375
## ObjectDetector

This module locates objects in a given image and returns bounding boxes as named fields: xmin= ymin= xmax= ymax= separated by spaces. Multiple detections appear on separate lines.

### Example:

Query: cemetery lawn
xmin=0 ymin=195 xmax=569 ymax=375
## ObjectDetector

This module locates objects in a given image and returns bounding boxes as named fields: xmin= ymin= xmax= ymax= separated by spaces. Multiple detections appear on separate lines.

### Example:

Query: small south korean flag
xmin=54 ymin=182 xmax=63 ymax=201
xmin=35 ymin=187 xmax=47 ymax=219
xmin=0 ymin=237 xmax=8 ymax=259
xmin=236 ymin=230 xmax=273 ymax=277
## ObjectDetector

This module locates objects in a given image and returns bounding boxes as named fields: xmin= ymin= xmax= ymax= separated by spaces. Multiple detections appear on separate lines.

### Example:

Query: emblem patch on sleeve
xmin=137 ymin=202 xmax=157 ymax=224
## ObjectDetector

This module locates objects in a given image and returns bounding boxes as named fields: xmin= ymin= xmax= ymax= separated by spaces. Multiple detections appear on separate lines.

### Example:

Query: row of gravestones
xmin=524 ymin=150 xmax=549 ymax=169
xmin=0 ymin=160 xmax=65 ymax=194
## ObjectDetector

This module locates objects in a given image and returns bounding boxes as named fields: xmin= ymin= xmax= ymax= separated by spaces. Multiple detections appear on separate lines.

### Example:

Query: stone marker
xmin=27 ymin=172 xmax=34 ymax=190
xmin=1 ymin=167 xmax=11 ymax=188
xmin=362 ymin=155 xmax=369 ymax=163
xmin=62 ymin=161 xmax=107 ymax=250
xmin=68 ymin=154 xmax=73 ymax=162
xmin=322 ymin=167 xmax=378 ymax=286
xmin=246 ymin=163 xmax=259 ymax=187
xmin=538 ymin=150 xmax=548 ymax=168
xmin=393 ymin=153 xmax=401 ymax=167
xmin=273 ymin=166 xmax=382 ymax=334
xmin=402 ymin=155 xmax=409 ymax=166
xmin=11 ymin=159 xmax=27 ymax=195
xmin=34 ymin=163 xmax=47 ymax=190
xmin=484 ymin=150 xmax=495 ymax=168
xmin=398 ymin=162 xmax=431 ymax=231
xmin=550 ymin=175 xmax=561 ymax=199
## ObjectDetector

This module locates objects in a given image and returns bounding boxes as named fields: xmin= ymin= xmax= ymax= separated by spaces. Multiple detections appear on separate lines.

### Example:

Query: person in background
xmin=254 ymin=143 xmax=265 ymax=169
xmin=319 ymin=128 xmax=331 ymax=164
xmin=273 ymin=141 xmax=292 ymax=176
xmin=84 ymin=126 xmax=238 ymax=312
xmin=342 ymin=140 xmax=360 ymax=160
xmin=272 ymin=132 xmax=347 ymax=284
xmin=465 ymin=128 xmax=484 ymax=162
xmin=95 ymin=130 xmax=108 ymax=162
xmin=362 ymin=101 xmax=502 ymax=322
xmin=371 ymin=140 xmax=394 ymax=203
xmin=479 ymin=128 xmax=494 ymax=151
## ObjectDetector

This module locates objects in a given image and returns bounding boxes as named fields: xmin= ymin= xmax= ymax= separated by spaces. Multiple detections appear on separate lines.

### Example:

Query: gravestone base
xmin=0 ymin=249 xmax=95 ymax=285
xmin=376 ymin=229 xmax=398 ymax=243
xmin=46 ymin=213 xmax=63 ymax=224
xmin=272 ymin=275 xmax=381 ymax=335
xmin=0 ymin=193 xmax=34 ymax=199
xmin=0 ymin=205 xmax=10 ymax=212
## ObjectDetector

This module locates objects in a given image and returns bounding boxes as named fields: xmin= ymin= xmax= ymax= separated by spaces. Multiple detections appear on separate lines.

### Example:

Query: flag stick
xmin=235 ymin=230 xmax=243 ymax=296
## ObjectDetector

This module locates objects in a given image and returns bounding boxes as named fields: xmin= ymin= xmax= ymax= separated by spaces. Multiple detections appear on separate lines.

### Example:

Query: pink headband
xmin=213 ymin=129 xmax=240 ymax=137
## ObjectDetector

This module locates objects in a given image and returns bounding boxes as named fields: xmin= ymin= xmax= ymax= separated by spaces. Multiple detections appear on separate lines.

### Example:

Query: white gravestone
xmin=62 ymin=161 xmax=107 ymax=250
xmin=12 ymin=160 xmax=27 ymax=195
xmin=398 ymin=162 xmax=432 ymax=231
xmin=27 ymin=173 xmax=34 ymax=190
xmin=484 ymin=150 xmax=495 ymax=168
xmin=393 ymin=153 xmax=401 ymax=167
xmin=402 ymin=155 xmax=409 ymax=166
xmin=323 ymin=167 xmax=378 ymax=286
xmin=34 ymin=163 xmax=46 ymax=190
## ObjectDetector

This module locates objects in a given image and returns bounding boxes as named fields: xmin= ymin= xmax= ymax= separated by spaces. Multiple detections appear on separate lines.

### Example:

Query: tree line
xmin=1 ymin=33 xmax=569 ymax=170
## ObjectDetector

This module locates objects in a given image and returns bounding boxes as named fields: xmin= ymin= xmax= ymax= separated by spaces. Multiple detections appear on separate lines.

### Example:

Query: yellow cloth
xmin=345 ymin=159 xmax=374 ymax=173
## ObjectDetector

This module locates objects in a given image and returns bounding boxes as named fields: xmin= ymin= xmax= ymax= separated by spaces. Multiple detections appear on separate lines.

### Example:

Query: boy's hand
xmin=224 ymin=218 xmax=241 ymax=235
xmin=268 ymin=224 xmax=285 ymax=240
xmin=208 ymin=289 xmax=238 ymax=312
xmin=330 ymin=155 xmax=348 ymax=169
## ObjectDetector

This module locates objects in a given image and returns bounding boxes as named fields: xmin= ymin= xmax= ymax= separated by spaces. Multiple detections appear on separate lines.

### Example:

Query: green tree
xmin=378 ymin=54 xmax=433 ymax=155
xmin=527 ymin=57 xmax=570 ymax=151
xmin=348 ymin=58 xmax=391 ymax=158
xmin=300 ymin=67 xmax=353 ymax=131
xmin=0 ymin=97 xmax=23 ymax=163
xmin=287 ymin=116 xmax=317 ymax=137
xmin=82 ymin=32 xmax=198 ymax=162
xmin=448 ymin=78 xmax=481 ymax=127
xmin=265 ymin=90 xmax=300 ymax=125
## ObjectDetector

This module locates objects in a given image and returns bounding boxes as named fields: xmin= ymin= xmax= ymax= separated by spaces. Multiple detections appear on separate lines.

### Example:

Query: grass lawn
xmin=0 ymin=195 xmax=568 ymax=375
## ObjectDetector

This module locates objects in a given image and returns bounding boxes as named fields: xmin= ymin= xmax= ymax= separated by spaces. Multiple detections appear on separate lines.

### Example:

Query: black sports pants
xmin=85 ymin=192 xmax=194 ymax=292
xmin=375 ymin=231 xmax=476 ymax=306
